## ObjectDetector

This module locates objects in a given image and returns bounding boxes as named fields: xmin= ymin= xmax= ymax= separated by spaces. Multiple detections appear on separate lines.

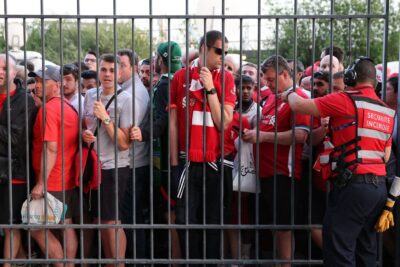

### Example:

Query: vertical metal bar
xmin=378 ymin=1 xmax=390 ymax=265
xmin=184 ymin=0 xmax=190 ymax=264
xmin=76 ymin=0 xmax=85 ymax=262
xmin=22 ymin=16 xmax=33 ymax=262
xmin=237 ymin=17 xmax=243 ymax=262
xmin=220 ymin=0 xmax=226 ymax=262
xmin=254 ymin=1 xmax=262 ymax=262
xmin=166 ymin=17 xmax=172 ymax=262
xmin=366 ymin=0 xmax=371 ymax=57
xmin=348 ymin=19 xmax=353 ymax=64
xmin=329 ymin=4 xmax=334 ymax=94
xmin=58 ymin=17 xmax=67 ymax=265
xmin=3 ymin=0 xmax=14 ymax=262
xmin=95 ymin=17 xmax=102 ymax=263
xmin=308 ymin=17 xmax=317 ymax=262
xmin=272 ymin=18 xmax=279 ymax=262
xmin=149 ymin=1 xmax=155 ymax=264
xmin=202 ymin=18 xmax=207 ymax=262
xmin=112 ymin=0 xmax=120 ymax=262
xmin=39 ymin=0 xmax=49 ymax=261
xmin=380 ymin=0 xmax=389 ymax=102
xmin=290 ymin=0 xmax=299 ymax=264
xmin=130 ymin=16 xmax=137 ymax=263
xmin=396 ymin=41 xmax=400 ymax=267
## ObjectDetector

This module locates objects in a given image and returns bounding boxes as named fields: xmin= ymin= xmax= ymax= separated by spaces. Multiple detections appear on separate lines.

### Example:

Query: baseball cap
xmin=28 ymin=65 xmax=61 ymax=82
xmin=157 ymin=41 xmax=182 ymax=73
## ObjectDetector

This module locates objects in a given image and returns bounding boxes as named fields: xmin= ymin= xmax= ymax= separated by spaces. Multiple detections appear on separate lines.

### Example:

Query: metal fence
xmin=0 ymin=0 xmax=399 ymax=266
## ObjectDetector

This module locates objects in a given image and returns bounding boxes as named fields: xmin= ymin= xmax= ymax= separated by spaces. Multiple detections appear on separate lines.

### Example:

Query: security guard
xmin=281 ymin=57 xmax=396 ymax=266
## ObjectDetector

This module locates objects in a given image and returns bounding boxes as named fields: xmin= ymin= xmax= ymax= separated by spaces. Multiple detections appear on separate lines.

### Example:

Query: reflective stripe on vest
xmin=355 ymin=101 xmax=396 ymax=117
xmin=357 ymin=150 xmax=385 ymax=159
xmin=358 ymin=128 xmax=391 ymax=142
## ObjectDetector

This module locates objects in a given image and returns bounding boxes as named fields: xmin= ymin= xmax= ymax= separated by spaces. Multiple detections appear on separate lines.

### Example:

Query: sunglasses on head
xmin=211 ymin=46 xmax=228 ymax=56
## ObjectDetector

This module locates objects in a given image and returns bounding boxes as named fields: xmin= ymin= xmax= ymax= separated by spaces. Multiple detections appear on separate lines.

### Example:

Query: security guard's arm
xmin=281 ymin=90 xmax=320 ymax=117
xmin=384 ymin=146 xmax=391 ymax=163
xmin=375 ymin=175 xmax=400 ymax=232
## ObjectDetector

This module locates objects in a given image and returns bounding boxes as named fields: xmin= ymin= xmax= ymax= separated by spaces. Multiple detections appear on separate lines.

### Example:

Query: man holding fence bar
xmin=30 ymin=65 xmax=79 ymax=267
xmin=0 ymin=54 xmax=35 ymax=267
xmin=170 ymin=30 xmax=236 ymax=264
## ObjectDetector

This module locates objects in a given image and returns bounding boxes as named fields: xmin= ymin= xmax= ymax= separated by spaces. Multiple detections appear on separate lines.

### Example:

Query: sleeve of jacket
xmin=0 ymin=93 xmax=35 ymax=148
xmin=140 ymin=80 xmax=170 ymax=142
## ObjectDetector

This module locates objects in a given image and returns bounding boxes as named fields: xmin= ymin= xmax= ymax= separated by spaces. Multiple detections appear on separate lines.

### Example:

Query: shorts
xmin=72 ymin=190 xmax=94 ymax=223
xmin=0 ymin=183 xmax=28 ymax=224
xmin=50 ymin=188 xmax=79 ymax=220
xmin=260 ymin=175 xmax=303 ymax=227
xmin=91 ymin=167 xmax=130 ymax=221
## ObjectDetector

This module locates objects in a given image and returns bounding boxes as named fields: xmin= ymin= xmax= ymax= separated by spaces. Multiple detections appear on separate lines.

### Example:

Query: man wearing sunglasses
xmin=170 ymin=30 xmax=236 ymax=264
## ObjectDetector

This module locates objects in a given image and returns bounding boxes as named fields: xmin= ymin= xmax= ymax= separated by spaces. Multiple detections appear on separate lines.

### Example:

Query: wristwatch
xmin=103 ymin=116 xmax=112 ymax=125
xmin=205 ymin=88 xmax=217 ymax=95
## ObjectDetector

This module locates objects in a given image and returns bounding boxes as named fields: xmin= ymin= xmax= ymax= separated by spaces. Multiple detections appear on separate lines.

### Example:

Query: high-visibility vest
xmin=314 ymin=90 xmax=395 ymax=179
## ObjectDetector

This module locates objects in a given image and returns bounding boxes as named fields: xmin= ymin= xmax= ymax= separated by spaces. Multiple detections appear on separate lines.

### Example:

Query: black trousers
xmin=323 ymin=180 xmax=386 ymax=267
xmin=175 ymin=162 xmax=222 ymax=266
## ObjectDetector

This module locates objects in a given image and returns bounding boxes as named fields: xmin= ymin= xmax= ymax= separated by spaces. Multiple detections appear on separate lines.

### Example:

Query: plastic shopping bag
xmin=232 ymin=138 xmax=258 ymax=193
xmin=21 ymin=192 xmax=67 ymax=224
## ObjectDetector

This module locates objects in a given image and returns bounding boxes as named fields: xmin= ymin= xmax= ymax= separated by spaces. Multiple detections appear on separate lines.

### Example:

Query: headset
xmin=343 ymin=56 xmax=373 ymax=87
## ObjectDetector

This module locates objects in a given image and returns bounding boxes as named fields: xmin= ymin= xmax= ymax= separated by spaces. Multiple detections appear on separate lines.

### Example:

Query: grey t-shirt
xmin=83 ymin=87 xmax=133 ymax=169
xmin=121 ymin=75 xmax=150 ymax=168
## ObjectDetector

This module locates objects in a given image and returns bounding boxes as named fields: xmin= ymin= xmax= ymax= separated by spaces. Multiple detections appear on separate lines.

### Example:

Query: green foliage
xmin=24 ymin=19 xmax=151 ymax=65
xmin=265 ymin=0 xmax=399 ymax=66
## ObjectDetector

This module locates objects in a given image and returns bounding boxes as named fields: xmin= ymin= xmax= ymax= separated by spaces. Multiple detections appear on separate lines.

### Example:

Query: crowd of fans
xmin=0 ymin=29 xmax=399 ymax=267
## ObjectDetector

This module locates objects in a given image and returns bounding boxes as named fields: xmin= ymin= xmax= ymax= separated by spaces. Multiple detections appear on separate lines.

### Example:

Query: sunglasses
xmin=211 ymin=46 xmax=228 ymax=56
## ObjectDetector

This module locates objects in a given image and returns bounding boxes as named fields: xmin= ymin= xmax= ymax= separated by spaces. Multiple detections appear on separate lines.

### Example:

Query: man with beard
xmin=139 ymin=58 xmax=151 ymax=91
xmin=116 ymin=48 xmax=150 ymax=264
xmin=0 ymin=54 xmax=35 ymax=267
xmin=130 ymin=41 xmax=183 ymax=265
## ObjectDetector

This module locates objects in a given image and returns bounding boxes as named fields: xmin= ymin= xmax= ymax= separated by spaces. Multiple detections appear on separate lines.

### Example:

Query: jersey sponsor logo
xmin=261 ymin=114 xmax=275 ymax=126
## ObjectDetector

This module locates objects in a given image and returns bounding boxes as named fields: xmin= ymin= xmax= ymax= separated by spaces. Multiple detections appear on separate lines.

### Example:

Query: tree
xmin=24 ymin=19 xmax=151 ymax=65
xmin=265 ymin=0 xmax=399 ymax=66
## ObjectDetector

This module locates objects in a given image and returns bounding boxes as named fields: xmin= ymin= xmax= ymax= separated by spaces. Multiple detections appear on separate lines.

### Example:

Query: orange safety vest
xmin=314 ymin=90 xmax=395 ymax=180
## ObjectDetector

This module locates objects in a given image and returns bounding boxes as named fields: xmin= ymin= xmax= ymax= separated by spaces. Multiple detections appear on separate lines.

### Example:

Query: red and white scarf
xmin=188 ymin=63 xmax=220 ymax=162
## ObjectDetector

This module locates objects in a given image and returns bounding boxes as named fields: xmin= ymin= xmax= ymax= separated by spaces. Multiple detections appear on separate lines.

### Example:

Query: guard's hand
xmin=375 ymin=200 xmax=395 ymax=233
xmin=199 ymin=67 xmax=214 ymax=91
xmin=31 ymin=182 xmax=44 ymax=200
xmin=130 ymin=126 xmax=143 ymax=142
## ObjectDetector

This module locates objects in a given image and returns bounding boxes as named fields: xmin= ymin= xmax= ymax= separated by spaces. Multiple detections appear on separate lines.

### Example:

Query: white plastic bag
xmin=232 ymin=138 xmax=258 ymax=193
xmin=21 ymin=192 xmax=66 ymax=224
